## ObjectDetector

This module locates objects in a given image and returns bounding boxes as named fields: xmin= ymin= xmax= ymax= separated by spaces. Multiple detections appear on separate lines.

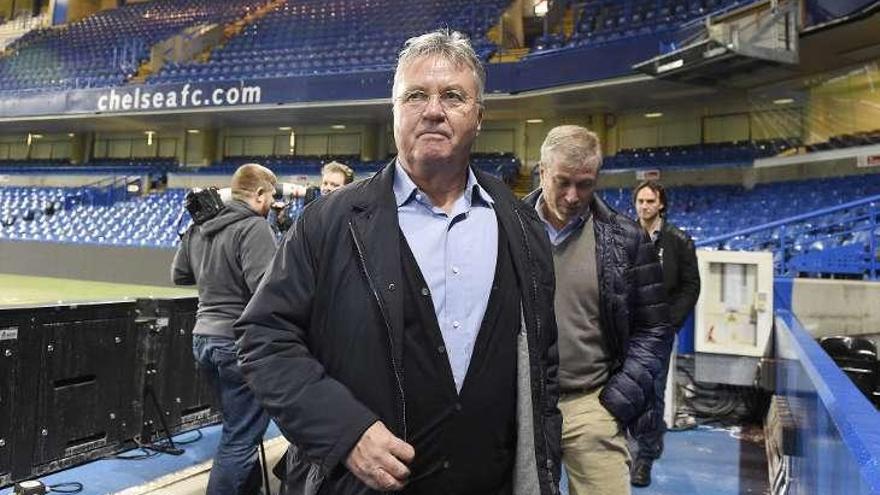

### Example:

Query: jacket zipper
xmin=513 ymin=209 xmax=556 ymax=493
xmin=348 ymin=221 xmax=407 ymax=441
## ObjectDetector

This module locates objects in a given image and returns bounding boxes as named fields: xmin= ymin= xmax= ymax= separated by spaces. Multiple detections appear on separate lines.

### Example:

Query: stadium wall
xmin=0 ymin=173 xmax=149 ymax=187
xmin=0 ymin=240 xmax=176 ymax=286
xmin=790 ymin=279 xmax=880 ymax=343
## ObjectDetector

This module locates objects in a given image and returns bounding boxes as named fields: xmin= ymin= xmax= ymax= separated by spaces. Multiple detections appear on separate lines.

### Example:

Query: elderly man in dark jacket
xmin=524 ymin=125 xmax=671 ymax=495
xmin=235 ymin=29 xmax=561 ymax=495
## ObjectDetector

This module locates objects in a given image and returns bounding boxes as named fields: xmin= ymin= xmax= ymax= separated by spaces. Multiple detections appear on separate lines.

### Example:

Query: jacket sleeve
xmin=239 ymin=219 xmax=279 ymax=294
xmin=599 ymin=230 xmax=672 ymax=425
xmin=171 ymin=229 xmax=196 ymax=286
xmin=543 ymin=291 xmax=563 ymax=482
xmin=536 ymin=225 xmax=562 ymax=481
xmin=234 ymin=213 xmax=379 ymax=475
xmin=668 ymin=234 xmax=700 ymax=330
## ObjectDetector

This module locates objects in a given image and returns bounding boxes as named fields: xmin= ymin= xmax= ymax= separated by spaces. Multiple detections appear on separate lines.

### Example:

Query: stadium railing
xmin=774 ymin=307 xmax=880 ymax=494
xmin=696 ymin=193 xmax=880 ymax=280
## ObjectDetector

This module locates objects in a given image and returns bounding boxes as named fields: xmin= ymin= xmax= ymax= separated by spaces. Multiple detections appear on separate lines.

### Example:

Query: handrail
xmin=695 ymin=193 xmax=880 ymax=247
xmin=775 ymin=309 xmax=880 ymax=493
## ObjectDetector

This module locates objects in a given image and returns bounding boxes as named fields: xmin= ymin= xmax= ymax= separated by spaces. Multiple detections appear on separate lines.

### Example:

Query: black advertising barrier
xmin=0 ymin=296 xmax=221 ymax=487
xmin=0 ymin=306 xmax=38 ymax=487
xmin=136 ymin=297 xmax=220 ymax=444
xmin=31 ymin=302 xmax=142 ymax=474
xmin=0 ymin=302 xmax=142 ymax=485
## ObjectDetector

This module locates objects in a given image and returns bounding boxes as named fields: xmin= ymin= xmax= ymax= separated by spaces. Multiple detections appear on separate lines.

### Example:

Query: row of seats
xmin=0 ymin=158 xmax=178 ymax=169
xmin=602 ymin=174 xmax=880 ymax=245
xmin=3 ymin=170 xmax=877 ymax=251
xmin=603 ymin=139 xmax=800 ymax=169
xmin=531 ymin=0 xmax=742 ymax=54
xmin=149 ymin=0 xmax=507 ymax=84
xmin=0 ymin=186 xmax=184 ymax=248
xmin=806 ymin=129 xmax=880 ymax=152
xmin=0 ymin=0 xmax=264 ymax=93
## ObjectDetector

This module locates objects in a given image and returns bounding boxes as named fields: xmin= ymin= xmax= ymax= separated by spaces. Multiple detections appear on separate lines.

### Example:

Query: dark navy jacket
xmin=523 ymin=190 xmax=672 ymax=428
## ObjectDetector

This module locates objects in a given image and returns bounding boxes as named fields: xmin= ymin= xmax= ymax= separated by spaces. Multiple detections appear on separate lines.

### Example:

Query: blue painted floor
xmin=0 ymin=423 xmax=282 ymax=495
xmin=2 ymin=424 xmax=766 ymax=494
xmin=560 ymin=425 xmax=768 ymax=495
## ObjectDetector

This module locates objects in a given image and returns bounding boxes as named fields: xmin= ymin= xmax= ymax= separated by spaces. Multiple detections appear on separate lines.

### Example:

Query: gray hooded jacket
xmin=172 ymin=199 xmax=278 ymax=339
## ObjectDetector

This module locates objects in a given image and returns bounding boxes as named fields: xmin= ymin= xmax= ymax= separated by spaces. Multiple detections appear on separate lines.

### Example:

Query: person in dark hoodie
xmin=172 ymin=163 xmax=279 ymax=495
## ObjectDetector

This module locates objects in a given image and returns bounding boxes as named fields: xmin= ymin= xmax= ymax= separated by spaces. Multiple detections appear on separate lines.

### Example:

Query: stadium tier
xmin=149 ymin=0 xmax=506 ymax=84
xmin=0 ymin=0 xmax=265 ymax=93
xmin=532 ymin=0 xmax=743 ymax=53
xmin=2 ymin=173 xmax=877 ymax=255
xmin=602 ymin=138 xmax=801 ymax=170
xmin=0 ymin=0 xmax=507 ymax=93
xmin=603 ymin=174 xmax=880 ymax=242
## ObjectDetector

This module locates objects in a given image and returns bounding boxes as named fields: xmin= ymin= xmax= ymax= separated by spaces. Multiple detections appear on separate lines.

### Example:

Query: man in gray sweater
xmin=172 ymin=163 xmax=279 ymax=495
xmin=524 ymin=126 xmax=670 ymax=495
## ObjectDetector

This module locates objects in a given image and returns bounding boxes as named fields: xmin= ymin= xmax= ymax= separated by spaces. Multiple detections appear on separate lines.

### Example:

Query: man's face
xmin=320 ymin=171 xmax=347 ymax=195
xmin=635 ymin=187 xmax=663 ymax=224
xmin=539 ymin=154 xmax=599 ymax=227
xmin=392 ymin=55 xmax=482 ymax=170
xmin=250 ymin=186 xmax=275 ymax=217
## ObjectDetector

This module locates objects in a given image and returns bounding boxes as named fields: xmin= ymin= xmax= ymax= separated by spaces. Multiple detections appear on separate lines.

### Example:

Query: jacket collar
xmin=522 ymin=187 xmax=617 ymax=225
xmin=348 ymin=161 xmax=405 ymax=363
xmin=348 ymin=160 xmax=540 ymax=354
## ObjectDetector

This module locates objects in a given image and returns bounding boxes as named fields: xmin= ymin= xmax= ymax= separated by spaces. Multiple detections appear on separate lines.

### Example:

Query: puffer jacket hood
xmin=202 ymin=199 xmax=262 ymax=237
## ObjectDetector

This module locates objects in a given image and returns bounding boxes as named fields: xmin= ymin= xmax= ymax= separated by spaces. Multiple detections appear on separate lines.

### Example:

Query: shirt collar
xmin=534 ymin=193 xmax=589 ymax=232
xmin=393 ymin=160 xmax=494 ymax=209
xmin=651 ymin=219 xmax=664 ymax=241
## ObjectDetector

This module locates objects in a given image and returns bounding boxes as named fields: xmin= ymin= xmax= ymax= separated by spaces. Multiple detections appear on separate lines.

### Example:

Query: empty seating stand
xmin=528 ymin=0 xmax=743 ymax=56
xmin=149 ymin=0 xmax=508 ymax=84
xmin=0 ymin=0 xmax=265 ymax=94
xmin=0 ymin=160 xmax=873 ymax=255
xmin=805 ymin=129 xmax=880 ymax=152
xmin=602 ymin=139 xmax=800 ymax=170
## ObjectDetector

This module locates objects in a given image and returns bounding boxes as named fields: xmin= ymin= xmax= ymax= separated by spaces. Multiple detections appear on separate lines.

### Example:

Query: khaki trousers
xmin=560 ymin=388 xmax=631 ymax=495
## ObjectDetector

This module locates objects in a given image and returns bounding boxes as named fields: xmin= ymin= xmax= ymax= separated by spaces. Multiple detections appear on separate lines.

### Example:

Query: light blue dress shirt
xmin=535 ymin=193 xmax=589 ymax=246
xmin=393 ymin=162 xmax=498 ymax=393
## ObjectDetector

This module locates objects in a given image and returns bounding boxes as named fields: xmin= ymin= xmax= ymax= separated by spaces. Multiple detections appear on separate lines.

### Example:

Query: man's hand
xmin=345 ymin=421 xmax=415 ymax=491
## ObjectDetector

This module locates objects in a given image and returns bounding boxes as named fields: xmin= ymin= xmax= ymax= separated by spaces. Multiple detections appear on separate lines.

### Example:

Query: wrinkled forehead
xmin=393 ymin=55 xmax=478 ymax=95
xmin=544 ymin=153 xmax=600 ymax=176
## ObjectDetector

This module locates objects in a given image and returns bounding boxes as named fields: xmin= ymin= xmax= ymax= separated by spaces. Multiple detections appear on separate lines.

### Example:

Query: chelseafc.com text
xmin=96 ymin=83 xmax=262 ymax=112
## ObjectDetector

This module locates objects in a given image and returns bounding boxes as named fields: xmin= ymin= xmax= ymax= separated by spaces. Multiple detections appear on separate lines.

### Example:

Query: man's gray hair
xmin=540 ymin=125 xmax=603 ymax=170
xmin=392 ymin=29 xmax=486 ymax=104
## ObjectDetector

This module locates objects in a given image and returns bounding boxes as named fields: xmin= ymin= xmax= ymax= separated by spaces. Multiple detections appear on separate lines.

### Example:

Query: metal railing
xmin=696 ymin=193 xmax=880 ymax=280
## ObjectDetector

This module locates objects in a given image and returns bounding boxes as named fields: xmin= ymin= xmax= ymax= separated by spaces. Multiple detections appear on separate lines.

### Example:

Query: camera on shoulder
xmin=185 ymin=187 xmax=225 ymax=225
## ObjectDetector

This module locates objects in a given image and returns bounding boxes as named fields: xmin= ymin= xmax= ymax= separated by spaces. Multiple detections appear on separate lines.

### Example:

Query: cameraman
xmin=319 ymin=160 xmax=355 ymax=194
xmin=272 ymin=161 xmax=355 ymax=235
xmin=172 ymin=163 xmax=278 ymax=495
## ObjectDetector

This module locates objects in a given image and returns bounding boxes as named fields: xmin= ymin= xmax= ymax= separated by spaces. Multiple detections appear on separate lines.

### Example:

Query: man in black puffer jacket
xmin=524 ymin=125 xmax=671 ymax=495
